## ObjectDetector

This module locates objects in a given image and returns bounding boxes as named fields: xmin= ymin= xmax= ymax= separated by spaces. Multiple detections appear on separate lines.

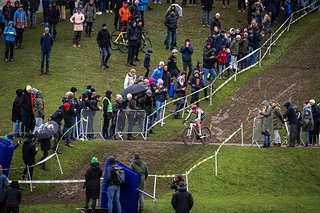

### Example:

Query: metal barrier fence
xmin=79 ymin=109 xmax=104 ymax=140
xmin=114 ymin=110 xmax=147 ymax=140
xmin=146 ymin=2 xmax=320 ymax=132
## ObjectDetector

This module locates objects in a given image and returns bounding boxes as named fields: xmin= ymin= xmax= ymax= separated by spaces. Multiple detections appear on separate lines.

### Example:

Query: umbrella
xmin=166 ymin=4 xmax=183 ymax=17
xmin=121 ymin=84 xmax=148 ymax=98
xmin=34 ymin=120 xmax=59 ymax=140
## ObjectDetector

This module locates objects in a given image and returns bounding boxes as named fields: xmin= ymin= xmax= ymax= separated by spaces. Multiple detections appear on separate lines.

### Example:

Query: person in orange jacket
xmin=119 ymin=1 xmax=131 ymax=31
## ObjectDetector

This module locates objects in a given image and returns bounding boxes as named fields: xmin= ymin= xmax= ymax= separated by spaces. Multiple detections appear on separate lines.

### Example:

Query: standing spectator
xmin=152 ymin=61 xmax=164 ymax=84
xmin=309 ymin=99 xmax=319 ymax=146
xmin=173 ymin=76 xmax=186 ymax=118
xmin=124 ymin=69 xmax=137 ymax=89
xmin=138 ymin=89 xmax=153 ymax=133
xmin=70 ymin=7 xmax=85 ymax=48
xmin=302 ymin=101 xmax=313 ymax=147
xmin=102 ymin=90 xmax=113 ymax=139
xmin=13 ymin=4 xmax=27 ymax=49
xmin=217 ymin=45 xmax=227 ymax=78
xmin=270 ymin=100 xmax=284 ymax=147
xmin=171 ymin=182 xmax=194 ymax=213
xmin=210 ymin=13 xmax=221 ymax=34
xmin=170 ymin=174 xmax=184 ymax=191
xmin=20 ymin=85 xmax=35 ymax=135
xmin=247 ymin=0 xmax=255 ymax=24
xmin=119 ymin=1 xmax=130 ymax=31
xmin=202 ymin=42 xmax=216 ymax=86
xmin=130 ymin=154 xmax=149 ymax=213
xmin=238 ymin=0 xmax=246 ymax=12
xmin=164 ymin=11 xmax=177 ymax=51
xmin=138 ymin=0 xmax=148 ymax=25
xmin=49 ymin=105 xmax=64 ymax=154
xmin=40 ymin=27 xmax=54 ymax=75
xmin=63 ymin=102 xmax=75 ymax=147
xmin=48 ymin=0 xmax=60 ymax=40
xmin=162 ymin=66 xmax=172 ymax=92
xmin=143 ymin=48 xmax=153 ymax=78
xmin=97 ymin=23 xmax=111 ymax=69
xmin=38 ymin=137 xmax=50 ymax=170
xmin=229 ymin=35 xmax=241 ymax=73
xmin=154 ymin=79 xmax=167 ymax=122
xmin=57 ymin=0 xmax=66 ymax=21
xmin=113 ymin=0 xmax=124 ymax=29
xmin=3 ymin=21 xmax=16 ymax=62
xmin=85 ymin=0 xmax=96 ymax=37
xmin=259 ymin=100 xmax=272 ymax=148
xmin=0 ymin=165 xmax=9 ymax=213
xmin=167 ymin=49 xmax=180 ymax=78
xmin=107 ymin=156 xmax=122 ymax=213
xmin=84 ymin=157 xmax=103 ymax=212
xmin=126 ymin=93 xmax=137 ymax=140
xmin=21 ymin=133 xmax=38 ymax=181
xmin=201 ymin=0 xmax=213 ymax=27
xmin=33 ymin=88 xmax=44 ymax=130
xmin=248 ymin=20 xmax=263 ymax=65
xmin=110 ymin=94 xmax=125 ymax=137
xmin=3 ymin=1 xmax=14 ymax=24
xmin=180 ymin=38 xmax=194 ymax=81
xmin=134 ymin=20 xmax=143 ymax=62
xmin=283 ymin=102 xmax=299 ymax=147
xmin=189 ymin=70 xmax=204 ymax=105
xmin=215 ymin=30 xmax=227 ymax=52
xmin=12 ymin=89 xmax=23 ymax=137
xmin=222 ymin=0 xmax=231 ymax=8
xmin=238 ymin=33 xmax=249 ymax=69
xmin=105 ymin=0 xmax=114 ymax=13
xmin=189 ymin=0 xmax=196 ymax=6
xmin=252 ymin=0 xmax=265 ymax=26
xmin=126 ymin=21 xmax=138 ymax=66
xmin=28 ymin=0 xmax=40 ymax=28
xmin=69 ymin=0 xmax=76 ymax=17
xmin=42 ymin=0 xmax=50 ymax=24
xmin=3 ymin=180 xmax=21 ymax=213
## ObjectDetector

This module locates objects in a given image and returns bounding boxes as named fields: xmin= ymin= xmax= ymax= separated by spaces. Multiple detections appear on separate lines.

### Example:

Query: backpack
xmin=111 ymin=166 xmax=125 ymax=185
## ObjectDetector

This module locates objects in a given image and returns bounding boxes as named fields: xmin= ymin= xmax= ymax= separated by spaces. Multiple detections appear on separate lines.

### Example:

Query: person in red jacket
xmin=217 ymin=45 xmax=227 ymax=79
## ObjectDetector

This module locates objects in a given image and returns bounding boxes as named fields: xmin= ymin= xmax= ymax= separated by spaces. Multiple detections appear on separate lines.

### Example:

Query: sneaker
xmin=10 ymin=59 xmax=14 ymax=62
xmin=77 ymin=44 xmax=81 ymax=48
xmin=101 ymin=65 xmax=106 ymax=69
xmin=110 ymin=10 xmax=113 ymax=13
xmin=4 ymin=58 xmax=8 ymax=62
xmin=227 ymin=5 xmax=230 ymax=8
xmin=72 ymin=44 xmax=77 ymax=48
xmin=41 ymin=165 xmax=49 ymax=171
xmin=238 ymin=10 xmax=241 ymax=12
xmin=106 ymin=10 xmax=109 ymax=13
xmin=39 ymin=71 xmax=43 ymax=75
xmin=222 ymin=5 xmax=226 ymax=8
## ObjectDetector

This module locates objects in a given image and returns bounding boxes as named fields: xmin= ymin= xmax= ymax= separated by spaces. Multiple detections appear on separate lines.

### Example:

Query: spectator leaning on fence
xmin=270 ymin=100 xmax=284 ymax=147
xmin=309 ymin=99 xmax=320 ymax=146
xmin=302 ymin=101 xmax=314 ymax=147
xmin=259 ymin=100 xmax=272 ymax=148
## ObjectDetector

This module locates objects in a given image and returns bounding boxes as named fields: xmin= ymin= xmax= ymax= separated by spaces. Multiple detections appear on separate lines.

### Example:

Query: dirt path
xmin=209 ymin=21 xmax=320 ymax=143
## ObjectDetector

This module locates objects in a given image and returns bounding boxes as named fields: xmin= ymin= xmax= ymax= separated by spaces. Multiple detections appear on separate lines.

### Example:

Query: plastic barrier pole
xmin=209 ymin=84 xmax=213 ymax=105
xmin=153 ymin=175 xmax=157 ymax=199
xmin=161 ymin=100 xmax=166 ymax=127
xmin=234 ymin=65 xmax=238 ymax=82
xmin=27 ymin=165 xmax=33 ymax=192
xmin=182 ymin=97 xmax=188 ymax=118
xmin=259 ymin=48 xmax=262 ymax=67
xmin=268 ymin=34 xmax=273 ymax=55
xmin=56 ymin=153 xmax=64 ymax=175
xmin=241 ymin=123 xmax=244 ymax=146
xmin=287 ymin=15 xmax=293 ymax=32
xmin=214 ymin=151 xmax=218 ymax=176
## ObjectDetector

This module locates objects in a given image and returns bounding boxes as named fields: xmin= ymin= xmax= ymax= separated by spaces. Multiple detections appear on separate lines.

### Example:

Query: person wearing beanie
xmin=34 ymin=89 xmax=45 ymax=130
xmin=97 ymin=23 xmax=111 ymax=69
xmin=143 ymin=48 xmax=153 ymax=78
xmin=171 ymin=181 xmax=193 ymax=213
xmin=13 ymin=4 xmax=27 ymax=49
xmin=167 ymin=49 xmax=180 ymax=78
xmin=3 ymin=180 xmax=21 ymax=213
xmin=130 ymin=154 xmax=149 ymax=212
xmin=40 ymin=27 xmax=54 ymax=75
xmin=21 ymin=133 xmax=38 ymax=181
xmin=180 ymin=38 xmax=194 ymax=81
xmin=84 ymin=156 xmax=102 ymax=211
xmin=0 ymin=164 xmax=9 ymax=212
xmin=102 ymin=90 xmax=113 ymax=139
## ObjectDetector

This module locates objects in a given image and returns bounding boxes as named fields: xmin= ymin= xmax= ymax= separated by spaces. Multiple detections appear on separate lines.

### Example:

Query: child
xmin=3 ymin=21 xmax=16 ymax=62
xmin=70 ymin=7 xmax=85 ymax=47
xmin=217 ymin=45 xmax=227 ymax=79
xmin=226 ymin=48 xmax=232 ymax=77
xmin=143 ymin=48 xmax=152 ymax=78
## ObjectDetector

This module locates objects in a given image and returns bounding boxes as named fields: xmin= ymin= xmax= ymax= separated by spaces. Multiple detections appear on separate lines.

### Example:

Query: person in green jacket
xmin=85 ymin=0 xmax=97 ymax=37
xmin=130 ymin=154 xmax=149 ymax=213
xmin=270 ymin=100 xmax=285 ymax=147
xmin=259 ymin=100 xmax=272 ymax=147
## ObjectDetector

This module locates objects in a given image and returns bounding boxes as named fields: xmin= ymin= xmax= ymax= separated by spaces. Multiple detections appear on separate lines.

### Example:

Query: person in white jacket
xmin=70 ymin=7 xmax=85 ymax=47
xmin=124 ymin=69 xmax=137 ymax=89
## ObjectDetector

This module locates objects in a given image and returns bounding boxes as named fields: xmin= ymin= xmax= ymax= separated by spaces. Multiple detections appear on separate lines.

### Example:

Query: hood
xmin=16 ymin=88 xmax=23 ymax=97
xmin=8 ymin=21 xmax=15 ymax=27
xmin=90 ymin=163 xmax=100 ymax=171
xmin=132 ymin=158 xmax=143 ymax=166
xmin=284 ymin=102 xmax=291 ymax=109
xmin=105 ymin=90 xmax=112 ymax=99
xmin=35 ymin=89 xmax=43 ymax=99
xmin=261 ymin=100 xmax=269 ymax=107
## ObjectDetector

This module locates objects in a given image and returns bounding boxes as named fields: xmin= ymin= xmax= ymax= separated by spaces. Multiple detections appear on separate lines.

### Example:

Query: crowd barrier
xmin=79 ymin=109 xmax=104 ymax=140
xmin=146 ymin=2 xmax=320 ymax=133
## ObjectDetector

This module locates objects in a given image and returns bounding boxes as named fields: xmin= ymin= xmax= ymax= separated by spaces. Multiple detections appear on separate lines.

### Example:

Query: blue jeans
xmin=165 ymin=30 xmax=176 ymax=50
xmin=202 ymin=10 xmax=211 ymax=25
xmin=156 ymin=101 xmax=165 ymax=121
xmin=101 ymin=47 xmax=112 ymax=66
xmin=30 ymin=11 xmax=37 ymax=26
xmin=305 ymin=131 xmax=310 ymax=146
xmin=264 ymin=134 xmax=270 ymax=146
xmin=175 ymin=102 xmax=184 ymax=115
xmin=248 ymin=46 xmax=259 ymax=65
xmin=12 ymin=121 xmax=20 ymax=135
xmin=107 ymin=185 xmax=121 ymax=213
xmin=41 ymin=50 xmax=50 ymax=72
xmin=202 ymin=67 xmax=216 ymax=85
xmin=218 ymin=64 xmax=226 ymax=77
xmin=49 ymin=22 xmax=58 ymax=40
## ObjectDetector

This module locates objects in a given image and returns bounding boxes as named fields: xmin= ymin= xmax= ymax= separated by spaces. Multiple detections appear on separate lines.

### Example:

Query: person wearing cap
xmin=201 ymin=0 xmax=213 ymax=27
xmin=180 ymin=39 xmax=194 ymax=81
xmin=107 ymin=156 xmax=122 ymax=213
xmin=124 ymin=69 xmax=137 ymax=89
xmin=29 ymin=0 xmax=40 ymax=28
xmin=171 ymin=181 xmax=193 ymax=213
xmin=102 ymin=90 xmax=113 ymax=139
xmin=84 ymin=157 xmax=103 ymax=211
xmin=152 ymin=61 xmax=164 ymax=84
xmin=48 ymin=0 xmax=60 ymax=40
xmin=130 ymin=154 xmax=149 ymax=213
xmin=167 ymin=49 xmax=180 ymax=78
xmin=283 ymin=102 xmax=299 ymax=147
xmin=62 ymin=102 xmax=76 ymax=147
xmin=309 ymin=99 xmax=320 ymax=146
xmin=0 ymin=165 xmax=9 ymax=213
xmin=40 ymin=27 xmax=54 ymax=75
xmin=164 ymin=10 xmax=178 ymax=51
xmin=143 ymin=48 xmax=153 ymax=78
xmin=21 ymin=133 xmax=38 ymax=180
xmin=3 ymin=21 xmax=16 ymax=62
xmin=70 ymin=7 xmax=85 ymax=47
xmin=3 ymin=180 xmax=21 ymax=213
xmin=2 ymin=1 xmax=14 ymax=24
xmin=210 ymin=12 xmax=221 ymax=34
xmin=97 ymin=23 xmax=112 ymax=69
xmin=13 ymin=4 xmax=27 ymax=49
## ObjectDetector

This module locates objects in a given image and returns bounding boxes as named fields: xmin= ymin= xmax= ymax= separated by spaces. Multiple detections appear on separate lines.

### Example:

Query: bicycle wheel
xmin=140 ymin=37 xmax=152 ymax=53
xmin=118 ymin=42 xmax=129 ymax=53
xmin=182 ymin=128 xmax=196 ymax=146
xmin=111 ymin=30 xmax=121 ymax=50
xmin=200 ymin=127 xmax=212 ymax=144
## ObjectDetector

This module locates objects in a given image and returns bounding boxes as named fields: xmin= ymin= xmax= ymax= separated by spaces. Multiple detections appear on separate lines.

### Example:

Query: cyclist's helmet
xmin=191 ymin=105 xmax=198 ymax=110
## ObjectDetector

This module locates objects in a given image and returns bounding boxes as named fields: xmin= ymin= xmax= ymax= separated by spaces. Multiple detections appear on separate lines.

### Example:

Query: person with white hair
xmin=152 ymin=61 xmax=165 ymax=83
xmin=110 ymin=94 xmax=125 ymax=138
xmin=124 ymin=69 xmax=137 ymax=89
xmin=309 ymin=99 xmax=320 ymax=146
xmin=210 ymin=12 xmax=221 ymax=34
xmin=126 ymin=93 xmax=137 ymax=140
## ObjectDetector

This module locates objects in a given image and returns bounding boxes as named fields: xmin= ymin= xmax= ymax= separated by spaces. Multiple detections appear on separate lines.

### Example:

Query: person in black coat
xmin=167 ymin=49 xmax=180 ymax=78
xmin=309 ymin=99 xmax=320 ymax=146
xmin=12 ymin=89 xmax=23 ymax=137
xmin=143 ymin=48 xmax=152 ymax=78
xmin=22 ymin=133 xmax=38 ymax=180
xmin=62 ymin=102 xmax=76 ymax=147
xmin=126 ymin=21 xmax=139 ymax=66
xmin=2 ymin=1 xmax=14 ymax=22
xmin=20 ymin=85 xmax=35 ymax=135
xmin=38 ymin=137 xmax=51 ymax=171
xmin=84 ymin=157 xmax=103 ymax=211
xmin=50 ymin=106 xmax=64 ymax=153
xmin=162 ymin=66 xmax=172 ymax=92
xmin=48 ymin=0 xmax=60 ymax=40
xmin=134 ymin=20 xmax=143 ymax=62
xmin=4 ymin=180 xmax=21 ymax=213
xmin=164 ymin=11 xmax=178 ymax=51
xmin=29 ymin=0 xmax=40 ymax=28
xmin=171 ymin=182 xmax=193 ymax=213
xmin=283 ymin=102 xmax=298 ymax=147
xmin=97 ymin=23 xmax=111 ymax=69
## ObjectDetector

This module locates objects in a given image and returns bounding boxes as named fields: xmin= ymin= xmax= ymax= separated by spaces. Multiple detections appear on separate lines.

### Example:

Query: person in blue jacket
xmin=138 ymin=0 xmax=148 ymax=25
xmin=40 ymin=27 xmax=54 ymax=75
xmin=3 ymin=21 xmax=16 ymax=62
xmin=151 ymin=61 xmax=165 ymax=84
xmin=180 ymin=38 xmax=194 ymax=81
xmin=13 ymin=4 xmax=27 ymax=49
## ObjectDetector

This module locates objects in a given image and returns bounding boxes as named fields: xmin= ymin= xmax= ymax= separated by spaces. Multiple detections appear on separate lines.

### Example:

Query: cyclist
xmin=183 ymin=105 xmax=205 ymax=135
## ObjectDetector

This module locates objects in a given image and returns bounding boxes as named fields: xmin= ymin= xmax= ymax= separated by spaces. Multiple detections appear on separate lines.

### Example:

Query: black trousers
xmin=5 ymin=41 xmax=14 ymax=60
xmin=86 ymin=22 xmax=93 ymax=36
xmin=135 ymin=40 xmax=141 ymax=60
xmin=40 ymin=150 xmax=49 ymax=166
xmin=103 ymin=115 xmax=111 ymax=139
xmin=127 ymin=44 xmax=138 ymax=64
xmin=144 ymin=67 xmax=150 ymax=78
xmin=183 ymin=61 xmax=193 ymax=80
xmin=22 ymin=164 xmax=34 ymax=180
xmin=309 ymin=123 xmax=319 ymax=145
xmin=15 ymin=28 xmax=24 ymax=46
xmin=84 ymin=197 xmax=97 ymax=210
xmin=289 ymin=124 xmax=297 ymax=146
xmin=4 ymin=206 xmax=19 ymax=213
xmin=73 ymin=31 xmax=82 ymax=45
xmin=114 ymin=10 xmax=120 ymax=28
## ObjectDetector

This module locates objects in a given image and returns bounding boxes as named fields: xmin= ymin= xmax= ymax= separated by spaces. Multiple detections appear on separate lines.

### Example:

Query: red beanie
xmin=63 ymin=102 xmax=70 ymax=109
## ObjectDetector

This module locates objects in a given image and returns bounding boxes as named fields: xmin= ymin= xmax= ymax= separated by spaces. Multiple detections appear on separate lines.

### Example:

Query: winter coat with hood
xmin=283 ymin=102 xmax=298 ymax=125
xmin=167 ymin=55 xmax=180 ymax=73
xmin=201 ymin=0 xmax=213 ymax=11
xmin=34 ymin=89 xmax=44 ymax=119
xmin=302 ymin=105 xmax=314 ymax=131
xmin=50 ymin=106 xmax=64 ymax=126
xmin=217 ymin=49 xmax=227 ymax=64
xmin=3 ymin=21 xmax=16 ymax=42
xmin=22 ymin=138 xmax=37 ymax=165
xmin=215 ymin=34 xmax=227 ymax=52
xmin=70 ymin=12 xmax=85 ymax=31
xmin=174 ymin=77 xmax=186 ymax=105
xmin=171 ymin=185 xmax=194 ymax=213
xmin=154 ymin=87 xmax=167 ymax=102
xmin=48 ymin=4 xmax=60 ymax=24
xmin=126 ymin=23 xmax=138 ymax=46
xmin=230 ymin=39 xmax=240 ymax=56
xmin=2 ymin=4 xmax=14 ymax=21
xmin=20 ymin=90 xmax=34 ymax=117
xmin=96 ymin=27 xmax=111 ymax=48
xmin=311 ymin=104 xmax=320 ymax=125
xmin=152 ymin=67 xmax=163 ymax=84
xmin=4 ymin=181 xmax=21 ymax=209
xmin=138 ymin=95 xmax=153 ymax=115
xmin=130 ymin=157 xmax=149 ymax=189
xmin=29 ymin=0 xmax=40 ymax=12
xmin=180 ymin=44 xmax=194 ymax=62
xmin=272 ymin=105 xmax=284 ymax=130
xmin=85 ymin=163 xmax=103 ymax=199
xmin=12 ymin=89 xmax=23 ymax=122
xmin=85 ymin=2 xmax=96 ymax=22
xmin=164 ymin=13 xmax=177 ymax=32
xmin=14 ymin=9 xmax=27 ymax=29
xmin=138 ymin=0 xmax=148 ymax=11
xmin=124 ymin=73 xmax=136 ymax=89
xmin=260 ymin=100 xmax=272 ymax=134
xmin=189 ymin=72 xmax=204 ymax=92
